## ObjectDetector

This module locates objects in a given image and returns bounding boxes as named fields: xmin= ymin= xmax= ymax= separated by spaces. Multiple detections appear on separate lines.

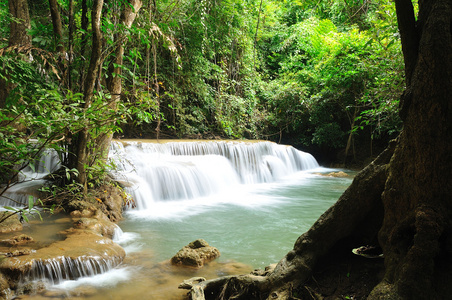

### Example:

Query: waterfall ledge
xmin=0 ymin=214 xmax=125 ymax=292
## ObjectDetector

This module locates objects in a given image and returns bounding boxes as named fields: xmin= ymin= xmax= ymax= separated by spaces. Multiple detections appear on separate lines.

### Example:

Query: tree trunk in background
xmin=78 ymin=0 xmax=89 ymax=90
xmin=0 ymin=0 xmax=31 ymax=108
xmin=75 ymin=0 xmax=104 ymax=193
xmin=7 ymin=0 xmax=31 ymax=47
xmin=48 ymin=0 xmax=64 ymax=53
xmin=98 ymin=0 xmax=142 ymax=159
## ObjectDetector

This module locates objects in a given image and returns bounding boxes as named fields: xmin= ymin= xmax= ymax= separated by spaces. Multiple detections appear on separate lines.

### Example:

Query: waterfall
xmin=1 ymin=140 xmax=319 ymax=210
xmin=0 ymin=149 xmax=60 ymax=207
xmin=109 ymin=140 xmax=319 ymax=210
xmin=22 ymin=255 xmax=123 ymax=285
xmin=0 ymin=180 xmax=45 ymax=207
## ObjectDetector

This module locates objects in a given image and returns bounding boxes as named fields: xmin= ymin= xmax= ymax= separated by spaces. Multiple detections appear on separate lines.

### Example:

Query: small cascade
xmin=0 ymin=180 xmax=45 ymax=207
xmin=28 ymin=148 xmax=61 ymax=178
xmin=0 ymin=149 xmax=60 ymax=207
xmin=109 ymin=140 xmax=319 ymax=209
xmin=23 ymin=255 xmax=123 ymax=285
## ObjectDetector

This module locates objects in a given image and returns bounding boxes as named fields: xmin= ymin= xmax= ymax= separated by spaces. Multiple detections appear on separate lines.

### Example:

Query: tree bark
xmin=7 ymin=0 xmax=31 ymax=47
xmin=48 ymin=0 xmax=64 ymax=53
xmin=98 ymin=0 xmax=142 ymax=159
xmin=75 ymin=0 xmax=104 ymax=193
xmin=371 ymin=1 xmax=452 ymax=298
xmin=0 ymin=0 xmax=32 ymax=109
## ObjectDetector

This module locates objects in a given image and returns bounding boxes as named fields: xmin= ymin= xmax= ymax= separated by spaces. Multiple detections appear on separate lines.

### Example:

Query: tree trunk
xmin=75 ymin=0 xmax=104 ymax=193
xmin=184 ymin=1 xmax=452 ymax=299
xmin=98 ymin=0 xmax=142 ymax=158
xmin=7 ymin=0 xmax=31 ymax=47
xmin=0 ymin=0 xmax=31 ymax=108
xmin=371 ymin=1 xmax=452 ymax=298
xmin=48 ymin=0 xmax=64 ymax=53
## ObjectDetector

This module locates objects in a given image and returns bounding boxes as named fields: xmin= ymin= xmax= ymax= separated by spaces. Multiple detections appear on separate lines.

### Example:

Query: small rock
xmin=314 ymin=171 xmax=349 ymax=178
xmin=326 ymin=171 xmax=349 ymax=177
xmin=1 ymin=234 xmax=33 ymax=246
xmin=4 ymin=248 xmax=35 ymax=257
xmin=171 ymin=239 xmax=220 ymax=268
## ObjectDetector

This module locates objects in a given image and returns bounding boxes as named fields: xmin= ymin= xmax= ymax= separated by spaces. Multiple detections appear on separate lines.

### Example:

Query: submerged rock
xmin=171 ymin=239 xmax=220 ymax=268
xmin=314 ymin=171 xmax=349 ymax=177
xmin=0 ymin=234 xmax=33 ymax=247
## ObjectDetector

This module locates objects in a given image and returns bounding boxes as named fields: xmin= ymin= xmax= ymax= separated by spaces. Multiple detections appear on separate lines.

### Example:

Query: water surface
xmin=15 ymin=141 xmax=354 ymax=299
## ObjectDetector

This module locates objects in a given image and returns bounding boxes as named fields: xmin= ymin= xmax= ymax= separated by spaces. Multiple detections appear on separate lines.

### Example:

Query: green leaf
xmin=3 ymin=206 xmax=18 ymax=212
xmin=28 ymin=196 xmax=34 ymax=210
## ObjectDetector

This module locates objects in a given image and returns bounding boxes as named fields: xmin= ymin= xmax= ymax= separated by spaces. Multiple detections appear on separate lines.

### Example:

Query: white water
xmin=108 ymin=140 xmax=319 ymax=211
xmin=24 ymin=256 xmax=123 ymax=285
xmin=1 ymin=140 xmax=354 ymax=299
xmin=0 ymin=148 xmax=60 ymax=207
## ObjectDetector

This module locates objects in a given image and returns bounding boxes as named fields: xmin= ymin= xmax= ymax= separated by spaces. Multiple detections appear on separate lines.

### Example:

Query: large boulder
xmin=171 ymin=239 xmax=220 ymax=268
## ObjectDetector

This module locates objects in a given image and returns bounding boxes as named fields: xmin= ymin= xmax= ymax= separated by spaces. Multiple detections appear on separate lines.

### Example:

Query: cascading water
xmin=0 ymin=148 xmax=60 ymax=207
xmin=109 ymin=140 xmax=319 ymax=210
xmin=0 ymin=140 xmax=350 ymax=300
xmin=23 ymin=255 xmax=123 ymax=285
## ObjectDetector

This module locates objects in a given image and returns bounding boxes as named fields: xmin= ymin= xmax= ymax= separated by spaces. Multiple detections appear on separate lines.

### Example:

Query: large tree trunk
xmin=370 ymin=1 xmax=452 ymax=298
xmin=7 ymin=0 xmax=31 ymax=47
xmin=184 ymin=1 xmax=452 ymax=299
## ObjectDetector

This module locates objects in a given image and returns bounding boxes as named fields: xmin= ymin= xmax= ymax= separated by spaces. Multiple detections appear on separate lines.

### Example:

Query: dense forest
xmin=0 ymin=0 xmax=404 ymax=194
xmin=2 ymin=1 xmax=452 ymax=300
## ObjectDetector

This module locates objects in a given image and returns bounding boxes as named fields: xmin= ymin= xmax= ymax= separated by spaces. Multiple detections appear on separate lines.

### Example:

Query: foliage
xmin=0 ymin=0 xmax=405 ymax=209
xmin=257 ymin=1 xmax=403 ymax=154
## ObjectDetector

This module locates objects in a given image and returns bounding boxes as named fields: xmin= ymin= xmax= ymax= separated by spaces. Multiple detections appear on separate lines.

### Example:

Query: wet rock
xmin=69 ymin=184 xmax=126 ymax=223
xmin=0 ymin=229 xmax=125 ymax=284
xmin=15 ymin=280 xmax=45 ymax=296
xmin=70 ymin=206 xmax=97 ymax=218
xmin=71 ymin=209 xmax=118 ymax=239
xmin=171 ymin=239 xmax=220 ymax=268
xmin=0 ymin=273 xmax=11 ymax=300
xmin=314 ymin=171 xmax=349 ymax=177
xmin=3 ymin=248 xmax=35 ymax=257
xmin=327 ymin=171 xmax=349 ymax=177
xmin=1 ymin=234 xmax=33 ymax=246
xmin=0 ymin=212 xmax=22 ymax=233
xmin=96 ymin=184 xmax=125 ymax=222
